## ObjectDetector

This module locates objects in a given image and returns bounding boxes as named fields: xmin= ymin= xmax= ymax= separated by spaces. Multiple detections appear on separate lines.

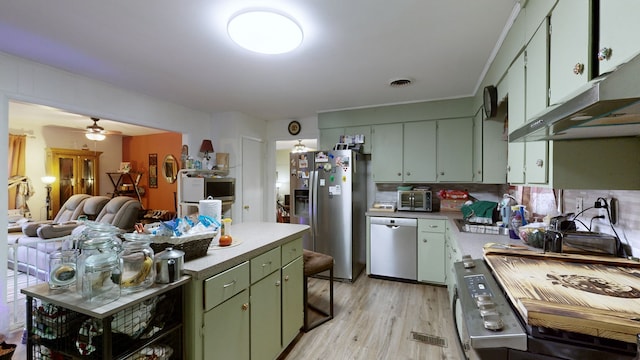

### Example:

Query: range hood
xmin=509 ymin=52 xmax=640 ymax=142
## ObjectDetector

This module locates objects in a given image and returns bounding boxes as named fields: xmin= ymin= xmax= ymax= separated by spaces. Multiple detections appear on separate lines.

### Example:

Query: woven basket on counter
xmin=149 ymin=232 xmax=215 ymax=261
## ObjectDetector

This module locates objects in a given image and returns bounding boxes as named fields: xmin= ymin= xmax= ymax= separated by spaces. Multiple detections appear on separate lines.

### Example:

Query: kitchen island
xmin=183 ymin=222 xmax=309 ymax=360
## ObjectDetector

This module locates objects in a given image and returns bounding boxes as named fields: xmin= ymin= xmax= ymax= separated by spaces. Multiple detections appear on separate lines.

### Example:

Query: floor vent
xmin=410 ymin=331 xmax=447 ymax=347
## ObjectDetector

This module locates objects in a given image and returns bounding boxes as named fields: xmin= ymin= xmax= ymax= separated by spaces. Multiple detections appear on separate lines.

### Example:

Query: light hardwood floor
xmin=282 ymin=275 xmax=462 ymax=360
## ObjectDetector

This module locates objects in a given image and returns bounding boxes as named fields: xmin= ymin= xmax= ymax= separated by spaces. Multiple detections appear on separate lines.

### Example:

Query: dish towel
xmin=461 ymin=201 xmax=498 ymax=220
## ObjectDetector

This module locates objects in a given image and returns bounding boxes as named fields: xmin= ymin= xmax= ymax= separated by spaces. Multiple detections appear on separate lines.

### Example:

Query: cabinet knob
xmin=440 ymin=172 xmax=445 ymax=176
xmin=275 ymin=280 xmax=281 ymax=287
xmin=243 ymin=205 xmax=250 ymax=210
xmin=598 ymin=47 xmax=612 ymax=61
xmin=397 ymin=172 xmax=402 ymax=177
xmin=241 ymin=303 xmax=249 ymax=311
xmin=507 ymin=165 xmax=511 ymax=172
xmin=536 ymin=159 xmax=544 ymax=167
xmin=423 ymin=239 xmax=427 ymax=243
xmin=406 ymin=171 xmax=411 ymax=176
xmin=284 ymin=275 xmax=290 ymax=281
xmin=573 ymin=63 xmax=584 ymax=75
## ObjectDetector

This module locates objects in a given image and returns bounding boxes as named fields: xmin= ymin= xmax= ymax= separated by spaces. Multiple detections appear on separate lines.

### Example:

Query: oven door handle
xmin=452 ymin=287 xmax=470 ymax=360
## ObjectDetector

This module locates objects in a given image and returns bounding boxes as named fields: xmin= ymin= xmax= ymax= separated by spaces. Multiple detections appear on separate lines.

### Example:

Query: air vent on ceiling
xmin=389 ymin=78 xmax=413 ymax=88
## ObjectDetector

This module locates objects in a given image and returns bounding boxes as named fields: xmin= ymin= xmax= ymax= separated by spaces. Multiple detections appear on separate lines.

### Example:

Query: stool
xmin=303 ymin=249 xmax=334 ymax=331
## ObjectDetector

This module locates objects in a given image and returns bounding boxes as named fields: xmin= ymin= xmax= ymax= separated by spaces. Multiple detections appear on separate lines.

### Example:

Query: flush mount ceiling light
xmin=228 ymin=10 xmax=303 ymax=54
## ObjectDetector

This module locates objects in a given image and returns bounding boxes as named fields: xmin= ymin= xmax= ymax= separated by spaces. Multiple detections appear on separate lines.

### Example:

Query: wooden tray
xmin=483 ymin=248 xmax=640 ymax=343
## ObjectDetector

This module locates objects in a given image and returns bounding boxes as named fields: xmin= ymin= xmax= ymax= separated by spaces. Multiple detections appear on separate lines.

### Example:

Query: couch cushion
xmin=83 ymin=196 xmax=110 ymax=219
xmin=37 ymin=222 xmax=81 ymax=239
xmin=54 ymin=194 xmax=91 ymax=223
xmin=96 ymin=196 xmax=142 ymax=231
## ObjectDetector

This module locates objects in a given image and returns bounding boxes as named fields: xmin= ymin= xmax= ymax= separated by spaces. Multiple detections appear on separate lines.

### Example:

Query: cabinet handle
xmin=573 ymin=63 xmax=584 ymax=75
xmin=397 ymin=172 xmax=402 ymax=177
xmin=598 ymin=47 xmax=612 ymax=61
xmin=423 ymin=239 xmax=427 ymax=243
xmin=244 ymin=205 xmax=250 ymax=210
xmin=284 ymin=275 xmax=290 ymax=281
xmin=429 ymin=225 xmax=438 ymax=229
xmin=223 ymin=280 xmax=237 ymax=288
xmin=406 ymin=171 xmax=411 ymax=176
xmin=275 ymin=280 xmax=281 ymax=287
xmin=440 ymin=172 xmax=444 ymax=176
xmin=536 ymin=159 xmax=543 ymax=167
xmin=241 ymin=303 xmax=249 ymax=311
xmin=262 ymin=261 xmax=272 ymax=268
xmin=507 ymin=165 xmax=511 ymax=172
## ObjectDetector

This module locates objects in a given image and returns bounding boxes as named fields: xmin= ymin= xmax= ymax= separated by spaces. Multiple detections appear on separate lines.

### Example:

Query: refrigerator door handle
xmin=310 ymin=170 xmax=319 ymax=248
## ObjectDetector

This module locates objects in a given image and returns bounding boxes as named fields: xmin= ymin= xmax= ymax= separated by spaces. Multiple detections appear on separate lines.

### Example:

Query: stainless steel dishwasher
xmin=370 ymin=217 xmax=417 ymax=280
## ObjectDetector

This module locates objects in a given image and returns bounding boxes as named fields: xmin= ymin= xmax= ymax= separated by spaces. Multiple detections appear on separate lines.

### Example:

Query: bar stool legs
xmin=303 ymin=250 xmax=334 ymax=332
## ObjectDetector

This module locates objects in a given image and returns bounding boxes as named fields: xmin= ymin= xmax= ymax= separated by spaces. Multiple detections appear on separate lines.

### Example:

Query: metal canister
xmin=154 ymin=247 xmax=184 ymax=283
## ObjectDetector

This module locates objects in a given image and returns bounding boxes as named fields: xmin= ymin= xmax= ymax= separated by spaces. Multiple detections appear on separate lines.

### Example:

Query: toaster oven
xmin=397 ymin=190 xmax=432 ymax=212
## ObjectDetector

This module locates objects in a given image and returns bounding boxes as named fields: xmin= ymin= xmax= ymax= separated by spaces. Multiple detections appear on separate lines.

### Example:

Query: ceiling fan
xmin=84 ymin=117 xmax=121 ymax=141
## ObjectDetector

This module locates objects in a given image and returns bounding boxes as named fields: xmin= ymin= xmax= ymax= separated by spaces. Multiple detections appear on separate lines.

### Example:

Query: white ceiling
xmin=1 ymin=1 xmax=519 ymax=131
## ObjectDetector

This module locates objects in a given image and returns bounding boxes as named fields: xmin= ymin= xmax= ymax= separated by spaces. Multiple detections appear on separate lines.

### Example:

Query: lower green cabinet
xmin=282 ymin=256 xmax=304 ymax=345
xmin=251 ymin=270 xmax=283 ymax=360
xmin=204 ymin=289 xmax=250 ymax=360
xmin=417 ymin=219 xmax=446 ymax=284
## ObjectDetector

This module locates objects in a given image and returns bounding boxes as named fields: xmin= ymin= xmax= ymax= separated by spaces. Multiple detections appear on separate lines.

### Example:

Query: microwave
xmin=397 ymin=190 xmax=432 ymax=212
xmin=181 ymin=176 xmax=235 ymax=204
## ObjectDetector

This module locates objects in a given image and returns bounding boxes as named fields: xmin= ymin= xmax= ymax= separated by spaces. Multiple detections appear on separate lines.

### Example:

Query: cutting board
xmin=484 ymin=248 xmax=640 ymax=343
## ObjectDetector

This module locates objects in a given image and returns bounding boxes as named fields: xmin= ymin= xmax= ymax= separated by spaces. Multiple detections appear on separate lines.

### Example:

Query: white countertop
xmin=183 ymin=222 xmax=310 ymax=280
xmin=366 ymin=210 xmax=527 ymax=259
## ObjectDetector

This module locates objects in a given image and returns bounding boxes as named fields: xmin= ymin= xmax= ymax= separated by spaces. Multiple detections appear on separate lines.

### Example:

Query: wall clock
xmin=483 ymin=85 xmax=498 ymax=118
xmin=288 ymin=120 xmax=301 ymax=135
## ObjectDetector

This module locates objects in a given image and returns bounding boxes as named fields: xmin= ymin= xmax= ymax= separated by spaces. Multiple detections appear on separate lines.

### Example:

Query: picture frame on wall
xmin=149 ymin=154 xmax=158 ymax=188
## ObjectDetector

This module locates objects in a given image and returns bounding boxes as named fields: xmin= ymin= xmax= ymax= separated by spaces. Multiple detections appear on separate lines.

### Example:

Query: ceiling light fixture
xmin=85 ymin=132 xmax=106 ymax=141
xmin=228 ymin=10 xmax=303 ymax=54
xmin=292 ymin=140 xmax=306 ymax=153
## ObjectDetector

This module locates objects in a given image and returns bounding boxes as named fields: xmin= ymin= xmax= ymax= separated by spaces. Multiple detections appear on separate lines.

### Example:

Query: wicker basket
xmin=150 ymin=232 xmax=215 ymax=261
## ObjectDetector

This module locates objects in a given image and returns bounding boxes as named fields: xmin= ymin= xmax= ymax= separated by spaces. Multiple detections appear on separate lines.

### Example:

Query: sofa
xmin=8 ymin=195 xmax=142 ymax=281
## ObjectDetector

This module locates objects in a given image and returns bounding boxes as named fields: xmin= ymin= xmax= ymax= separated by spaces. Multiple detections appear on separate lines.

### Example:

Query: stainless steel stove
xmin=452 ymin=256 xmax=637 ymax=360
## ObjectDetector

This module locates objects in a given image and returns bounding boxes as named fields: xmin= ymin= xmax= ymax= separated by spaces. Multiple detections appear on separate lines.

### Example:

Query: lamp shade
xmin=200 ymin=140 xmax=214 ymax=154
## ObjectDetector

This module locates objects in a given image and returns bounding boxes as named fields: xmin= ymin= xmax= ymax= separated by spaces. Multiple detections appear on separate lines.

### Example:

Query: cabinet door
xmin=472 ymin=110 xmax=483 ymax=182
xmin=48 ymin=148 xmax=102 ymax=216
xmin=404 ymin=121 xmax=437 ymax=182
xmin=204 ymin=289 xmax=250 ymax=360
xmin=549 ymin=0 xmax=591 ymax=105
xmin=319 ymin=128 xmax=344 ymax=151
xmin=525 ymin=141 xmax=549 ymax=184
xmin=250 ymin=270 xmax=282 ymax=360
xmin=599 ymin=0 xmax=640 ymax=75
xmin=371 ymin=123 xmax=404 ymax=182
xmin=482 ymin=115 xmax=508 ymax=184
xmin=417 ymin=219 xmax=446 ymax=284
xmin=507 ymin=143 xmax=525 ymax=184
xmin=282 ymin=256 xmax=303 ymax=346
xmin=437 ymin=118 xmax=472 ymax=182
xmin=525 ymin=18 xmax=549 ymax=121
xmin=508 ymin=52 xmax=526 ymax=132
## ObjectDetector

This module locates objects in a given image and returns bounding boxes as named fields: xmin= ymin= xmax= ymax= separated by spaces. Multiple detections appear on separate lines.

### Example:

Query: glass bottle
xmin=76 ymin=235 xmax=121 ymax=304
xmin=120 ymin=233 xmax=155 ymax=293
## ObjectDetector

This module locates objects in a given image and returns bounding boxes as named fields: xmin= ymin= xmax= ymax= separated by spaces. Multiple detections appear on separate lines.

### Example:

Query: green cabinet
xmin=251 ymin=270 xmax=282 ymax=360
xmin=445 ymin=222 xmax=463 ymax=304
xmin=417 ymin=219 xmax=446 ymax=284
xmin=282 ymin=256 xmax=304 ymax=346
xmin=371 ymin=123 xmax=406 ymax=182
xmin=549 ymin=0 xmax=592 ymax=105
xmin=204 ymin=290 xmax=250 ymax=360
xmin=437 ymin=118 xmax=473 ymax=182
xmin=319 ymin=128 xmax=345 ymax=151
xmin=599 ymin=0 xmax=640 ymax=75
xmin=472 ymin=110 xmax=483 ymax=182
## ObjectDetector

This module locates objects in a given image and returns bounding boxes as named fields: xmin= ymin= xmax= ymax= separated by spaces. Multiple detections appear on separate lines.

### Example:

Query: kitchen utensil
xmin=155 ymin=247 xmax=184 ymax=284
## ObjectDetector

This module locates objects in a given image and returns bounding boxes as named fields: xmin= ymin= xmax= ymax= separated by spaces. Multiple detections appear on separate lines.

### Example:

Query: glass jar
xmin=48 ymin=249 xmax=78 ymax=289
xmin=120 ymin=233 xmax=155 ymax=293
xmin=76 ymin=235 xmax=121 ymax=304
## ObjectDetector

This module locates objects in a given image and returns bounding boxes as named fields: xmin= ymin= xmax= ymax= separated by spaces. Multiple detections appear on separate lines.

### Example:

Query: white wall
xmin=0 ymin=51 xmax=270 ymax=334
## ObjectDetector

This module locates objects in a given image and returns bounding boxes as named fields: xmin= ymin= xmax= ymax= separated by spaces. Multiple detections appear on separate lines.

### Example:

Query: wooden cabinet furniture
xmin=47 ymin=148 xmax=102 ymax=216
xmin=186 ymin=232 xmax=304 ymax=360
xmin=371 ymin=121 xmax=436 ymax=183
xmin=22 ymin=276 xmax=189 ymax=360
xmin=107 ymin=172 xmax=144 ymax=205
xmin=417 ymin=219 xmax=446 ymax=285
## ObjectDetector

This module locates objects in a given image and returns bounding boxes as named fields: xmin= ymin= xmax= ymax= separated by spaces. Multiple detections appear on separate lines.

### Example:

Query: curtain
xmin=8 ymin=134 xmax=27 ymax=210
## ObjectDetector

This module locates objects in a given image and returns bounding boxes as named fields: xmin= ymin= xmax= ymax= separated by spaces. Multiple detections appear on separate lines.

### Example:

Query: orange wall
xmin=122 ymin=133 xmax=181 ymax=211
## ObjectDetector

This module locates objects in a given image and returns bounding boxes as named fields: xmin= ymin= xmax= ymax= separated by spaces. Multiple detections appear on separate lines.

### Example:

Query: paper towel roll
xmin=199 ymin=197 xmax=222 ymax=222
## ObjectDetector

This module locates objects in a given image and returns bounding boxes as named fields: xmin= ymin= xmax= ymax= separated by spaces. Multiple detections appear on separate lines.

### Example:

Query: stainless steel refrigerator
xmin=290 ymin=149 xmax=366 ymax=282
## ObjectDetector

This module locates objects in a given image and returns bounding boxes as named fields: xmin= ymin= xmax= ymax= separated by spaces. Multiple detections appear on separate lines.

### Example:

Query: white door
xmin=242 ymin=136 xmax=264 ymax=222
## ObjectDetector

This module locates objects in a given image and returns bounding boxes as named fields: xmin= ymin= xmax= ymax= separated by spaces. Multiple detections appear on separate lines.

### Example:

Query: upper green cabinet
xmin=437 ymin=118 xmax=473 ymax=182
xmin=371 ymin=122 xmax=436 ymax=183
xmin=599 ymin=0 xmax=640 ymax=75
xmin=549 ymin=0 xmax=592 ymax=105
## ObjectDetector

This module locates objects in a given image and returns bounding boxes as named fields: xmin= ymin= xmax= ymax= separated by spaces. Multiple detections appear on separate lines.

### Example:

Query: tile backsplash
xmin=563 ymin=189 xmax=640 ymax=257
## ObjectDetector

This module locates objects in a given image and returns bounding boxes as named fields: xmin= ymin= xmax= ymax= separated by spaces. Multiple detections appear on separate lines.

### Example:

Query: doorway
xmin=274 ymin=139 xmax=317 ymax=222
